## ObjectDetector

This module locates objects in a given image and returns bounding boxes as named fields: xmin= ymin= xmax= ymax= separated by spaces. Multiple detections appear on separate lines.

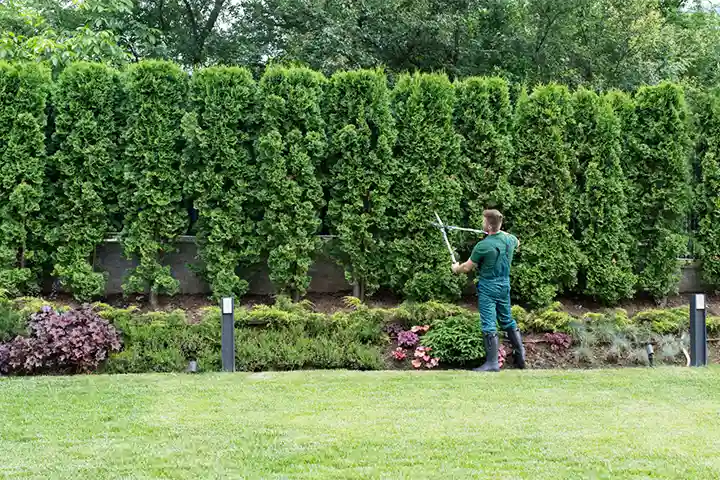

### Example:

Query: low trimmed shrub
xmin=707 ymin=316 xmax=720 ymax=335
xmin=392 ymin=301 xmax=469 ymax=328
xmin=511 ymin=305 xmax=530 ymax=328
xmin=421 ymin=314 xmax=485 ymax=365
xmin=516 ymin=302 xmax=573 ymax=333
xmin=631 ymin=307 xmax=688 ymax=335
xmin=234 ymin=326 xmax=384 ymax=371
xmin=232 ymin=298 xmax=387 ymax=371
xmin=0 ymin=300 xmax=26 ymax=342
xmin=103 ymin=307 xmax=220 ymax=374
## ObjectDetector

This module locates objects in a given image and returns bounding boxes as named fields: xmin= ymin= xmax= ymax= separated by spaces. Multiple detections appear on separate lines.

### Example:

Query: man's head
xmin=483 ymin=209 xmax=503 ymax=233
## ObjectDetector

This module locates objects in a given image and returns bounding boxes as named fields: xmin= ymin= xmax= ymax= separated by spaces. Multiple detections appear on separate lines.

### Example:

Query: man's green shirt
xmin=470 ymin=232 xmax=519 ymax=283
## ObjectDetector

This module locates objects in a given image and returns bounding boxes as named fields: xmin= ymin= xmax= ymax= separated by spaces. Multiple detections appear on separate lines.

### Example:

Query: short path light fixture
xmin=186 ymin=360 xmax=198 ymax=374
xmin=221 ymin=297 xmax=235 ymax=372
xmin=690 ymin=293 xmax=708 ymax=367
xmin=646 ymin=344 xmax=654 ymax=367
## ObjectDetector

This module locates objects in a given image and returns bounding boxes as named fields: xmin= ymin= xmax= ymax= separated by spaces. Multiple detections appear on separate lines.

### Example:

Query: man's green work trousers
xmin=477 ymin=281 xmax=517 ymax=333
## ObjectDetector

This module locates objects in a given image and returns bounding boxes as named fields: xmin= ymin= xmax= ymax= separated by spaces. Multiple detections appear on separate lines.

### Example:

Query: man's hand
xmin=452 ymin=259 xmax=476 ymax=274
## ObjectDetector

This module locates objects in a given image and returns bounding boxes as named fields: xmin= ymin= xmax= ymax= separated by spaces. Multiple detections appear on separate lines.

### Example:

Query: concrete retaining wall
xmin=66 ymin=237 xmax=711 ymax=296
xmin=93 ymin=236 xmax=352 ymax=296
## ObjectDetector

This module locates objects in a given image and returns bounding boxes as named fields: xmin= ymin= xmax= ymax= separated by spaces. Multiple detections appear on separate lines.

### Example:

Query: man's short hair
xmin=483 ymin=209 xmax=503 ymax=231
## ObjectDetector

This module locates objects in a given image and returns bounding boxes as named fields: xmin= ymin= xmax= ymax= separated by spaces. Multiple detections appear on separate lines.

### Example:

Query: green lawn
xmin=2 ymin=368 xmax=720 ymax=479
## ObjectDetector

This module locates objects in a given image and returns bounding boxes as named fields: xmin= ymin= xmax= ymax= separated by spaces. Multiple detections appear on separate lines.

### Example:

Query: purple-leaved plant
xmin=0 ymin=305 xmax=122 ymax=375
xmin=397 ymin=330 xmax=420 ymax=348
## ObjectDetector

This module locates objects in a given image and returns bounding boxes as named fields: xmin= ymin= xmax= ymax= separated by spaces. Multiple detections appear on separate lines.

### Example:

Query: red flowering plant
xmin=544 ymin=332 xmax=572 ymax=352
xmin=391 ymin=324 xmax=437 ymax=368
xmin=498 ymin=344 xmax=508 ymax=369
xmin=411 ymin=346 xmax=440 ymax=369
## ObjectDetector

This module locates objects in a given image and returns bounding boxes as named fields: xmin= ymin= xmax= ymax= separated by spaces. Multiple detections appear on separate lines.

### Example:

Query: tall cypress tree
xmin=183 ymin=66 xmax=261 ymax=300
xmin=572 ymin=88 xmax=636 ymax=304
xmin=325 ymin=68 xmax=397 ymax=299
xmin=0 ymin=62 xmax=50 ymax=295
xmin=256 ymin=66 xmax=326 ymax=299
xmin=606 ymin=89 xmax=640 ymax=264
xmin=630 ymin=82 xmax=691 ymax=299
xmin=694 ymin=88 xmax=720 ymax=288
xmin=385 ymin=72 xmax=464 ymax=300
xmin=120 ymin=61 xmax=188 ymax=306
xmin=455 ymin=76 xmax=514 ymax=228
xmin=510 ymin=84 xmax=580 ymax=307
xmin=51 ymin=62 xmax=122 ymax=301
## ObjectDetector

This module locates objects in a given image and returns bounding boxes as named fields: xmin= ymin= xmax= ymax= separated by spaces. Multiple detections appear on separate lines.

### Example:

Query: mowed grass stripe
xmin=1 ymin=368 xmax=719 ymax=479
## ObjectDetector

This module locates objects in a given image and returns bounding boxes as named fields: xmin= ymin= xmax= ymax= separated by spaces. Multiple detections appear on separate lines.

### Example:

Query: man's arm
xmin=454 ymin=241 xmax=486 ymax=274
xmin=452 ymin=259 xmax=476 ymax=274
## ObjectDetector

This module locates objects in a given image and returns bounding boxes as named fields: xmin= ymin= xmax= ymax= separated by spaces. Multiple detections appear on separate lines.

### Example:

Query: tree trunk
xmin=352 ymin=279 xmax=366 ymax=302
xmin=150 ymin=290 xmax=159 ymax=309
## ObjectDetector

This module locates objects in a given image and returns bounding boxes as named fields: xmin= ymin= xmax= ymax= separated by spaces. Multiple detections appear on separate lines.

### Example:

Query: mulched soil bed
xmin=63 ymin=291 xmax=720 ymax=316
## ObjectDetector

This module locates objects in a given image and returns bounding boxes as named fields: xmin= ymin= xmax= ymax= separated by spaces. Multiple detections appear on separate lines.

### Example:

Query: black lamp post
xmin=221 ymin=296 xmax=235 ymax=372
xmin=689 ymin=294 xmax=708 ymax=367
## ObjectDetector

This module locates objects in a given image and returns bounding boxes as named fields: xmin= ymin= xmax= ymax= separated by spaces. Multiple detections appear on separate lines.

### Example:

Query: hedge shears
xmin=431 ymin=212 xmax=486 ymax=264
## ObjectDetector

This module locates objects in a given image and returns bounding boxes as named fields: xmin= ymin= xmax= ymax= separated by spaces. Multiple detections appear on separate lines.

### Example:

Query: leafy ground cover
xmin=1 ymin=368 xmax=720 ymax=479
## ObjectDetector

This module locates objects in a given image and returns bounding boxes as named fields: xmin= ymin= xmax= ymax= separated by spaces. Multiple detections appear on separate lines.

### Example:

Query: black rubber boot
xmin=473 ymin=332 xmax=500 ymax=372
xmin=505 ymin=327 xmax=526 ymax=369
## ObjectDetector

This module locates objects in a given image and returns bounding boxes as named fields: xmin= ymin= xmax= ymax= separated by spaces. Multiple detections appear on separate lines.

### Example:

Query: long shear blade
xmin=434 ymin=212 xmax=456 ymax=264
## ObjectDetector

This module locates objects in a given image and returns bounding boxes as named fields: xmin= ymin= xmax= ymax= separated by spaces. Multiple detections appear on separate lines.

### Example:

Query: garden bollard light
xmin=689 ymin=293 xmax=708 ymax=367
xmin=186 ymin=360 xmax=198 ymax=373
xmin=221 ymin=297 xmax=235 ymax=372
xmin=646 ymin=344 xmax=654 ymax=367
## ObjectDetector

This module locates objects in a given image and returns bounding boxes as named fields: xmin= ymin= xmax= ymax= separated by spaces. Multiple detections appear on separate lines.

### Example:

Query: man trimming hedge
xmin=451 ymin=209 xmax=526 ymax=372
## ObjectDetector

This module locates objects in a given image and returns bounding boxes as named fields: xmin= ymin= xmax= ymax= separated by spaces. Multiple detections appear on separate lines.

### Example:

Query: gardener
xmin=451 ymin=209 xmax=525 ymax=372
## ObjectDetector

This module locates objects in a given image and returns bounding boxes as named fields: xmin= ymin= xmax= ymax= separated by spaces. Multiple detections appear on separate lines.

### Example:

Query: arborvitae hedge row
xmin=0 ymin=60 xmax=712 ymax=305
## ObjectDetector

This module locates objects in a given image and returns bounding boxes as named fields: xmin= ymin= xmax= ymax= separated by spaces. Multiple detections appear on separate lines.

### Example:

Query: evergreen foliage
xmin=119 ymin=60 xmax=188 ymax=305
xmin=0 ymin=62 xmax=50 ymax=295
xmin=50 ymin=62 xmax=122 ymax=301
xmin=694 ymin=88 xmax=720 ymax=287
xmin=510 ymin=84 xmax=580 ymax=307
xmin=256 ymin=65 xmax=326 ymax=298
xmin=385 ymin=72 xmax=465 ymax=301
xmin=571 ymin=88 xmax=636 ymax=304
xmin=630 ymin=82 xmax=691 ymax=298
xmin=183 ymin=66 xmax=261 ymax=300
xmin=454 ymin=76 xmax=514 ymax=228
xmin=0 ymin=59 xmax=706 ymax=305
xmin=324 ymin=68 xmax=397 ymax=298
